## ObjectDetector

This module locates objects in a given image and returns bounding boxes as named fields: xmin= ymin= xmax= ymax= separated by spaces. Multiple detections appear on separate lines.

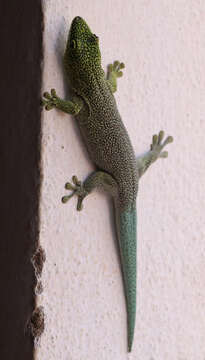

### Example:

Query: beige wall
xmin=38 ymin=1 xmax=205 ymax=359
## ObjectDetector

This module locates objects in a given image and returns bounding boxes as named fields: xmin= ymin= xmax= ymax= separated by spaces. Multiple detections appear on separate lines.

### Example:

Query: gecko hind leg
xmin=150 ymin=130 xmax=173 ymax=161
xmin=137 ymin=130 xmax=173 ymax=178
xmin=62 ymin=171 xmax=118 ymax=211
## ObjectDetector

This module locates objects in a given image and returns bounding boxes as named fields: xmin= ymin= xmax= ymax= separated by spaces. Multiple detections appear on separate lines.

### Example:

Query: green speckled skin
xmin=42 ymin=16 xmax=173 ymax=352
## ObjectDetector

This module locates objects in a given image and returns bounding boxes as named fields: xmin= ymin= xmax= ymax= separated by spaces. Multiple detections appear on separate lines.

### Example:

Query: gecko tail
xmin=115 ymin=203 xmax=137 ymax=352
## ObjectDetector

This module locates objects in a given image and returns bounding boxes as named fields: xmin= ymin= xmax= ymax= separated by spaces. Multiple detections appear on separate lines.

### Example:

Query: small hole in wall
xmin=30 ymin=306 xmax=45 ymax=342
xmin=35 ymin=281 xmax=43 ymax=295
xmin=31 ymin=246 xmax=46 ymax=278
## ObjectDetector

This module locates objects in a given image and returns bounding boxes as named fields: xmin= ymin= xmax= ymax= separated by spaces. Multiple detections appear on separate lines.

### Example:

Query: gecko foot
xmin=62 ymin=175 xmax=88 ymax=211
xmin=150 ymin=131 xmax=173 ymax=159
xmin=107 ymin=61 xmax=125 ymax=78
xmin=41 ymin=89 xmax=59 ymax=110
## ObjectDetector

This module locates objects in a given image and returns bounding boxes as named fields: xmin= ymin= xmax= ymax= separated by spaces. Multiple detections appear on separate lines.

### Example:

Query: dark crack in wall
xmin=0 ymin=1 xmax=43 ymax=359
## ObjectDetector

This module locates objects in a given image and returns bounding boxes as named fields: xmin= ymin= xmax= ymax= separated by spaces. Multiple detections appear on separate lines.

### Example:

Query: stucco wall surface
xmin=38 ymin=1 xmax=205 ymax=359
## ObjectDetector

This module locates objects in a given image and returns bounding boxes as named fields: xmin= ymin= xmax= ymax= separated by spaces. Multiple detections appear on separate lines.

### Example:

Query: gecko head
xmin=64 ymin=17 xmax=103 ymax=88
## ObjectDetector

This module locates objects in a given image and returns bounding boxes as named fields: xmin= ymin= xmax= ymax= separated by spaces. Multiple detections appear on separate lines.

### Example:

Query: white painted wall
xmin=38 ymin=1 xmax=205 ymax=359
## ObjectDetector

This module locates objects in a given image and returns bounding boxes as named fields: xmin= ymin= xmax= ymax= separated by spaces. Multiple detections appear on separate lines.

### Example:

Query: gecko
xmin=42 ymin=16 xmax=173 ymax=352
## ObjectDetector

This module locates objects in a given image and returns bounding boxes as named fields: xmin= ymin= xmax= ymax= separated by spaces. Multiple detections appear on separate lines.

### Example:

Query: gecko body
xmin=42 ymin=16 xmax=173 ymax=352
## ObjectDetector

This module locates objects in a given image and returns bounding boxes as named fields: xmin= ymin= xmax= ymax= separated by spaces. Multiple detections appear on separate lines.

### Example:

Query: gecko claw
xmin=43 ymin=92 xmax=51 ymax=99
xmin=41 ymin=88 xmax=59 ymax=110
xmin=108 ymin=61 xmax=125 ymax=78
xmin=51 ymin=89 xmax=57 ymax=96
xmin=164 ymin=135 xmax=173 ymax=145
xmin=160 ymin=151 xmax=168 ymax=158
xmin=150 ymin=131 xmax=173 ymax=159
xmin=158 ymin=130 xmax=164 ymax=143
xmin=62 ymin=175 xmax=88 ymax=211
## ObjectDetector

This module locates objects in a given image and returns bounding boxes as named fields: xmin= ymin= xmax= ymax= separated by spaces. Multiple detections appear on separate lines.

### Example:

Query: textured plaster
xmin=38 ymin=1 xmax=205 ymax=359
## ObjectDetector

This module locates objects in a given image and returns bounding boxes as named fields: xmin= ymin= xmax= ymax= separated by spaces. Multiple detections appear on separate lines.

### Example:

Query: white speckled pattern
xmin=37 ymin=1 xmax=205 ymax=359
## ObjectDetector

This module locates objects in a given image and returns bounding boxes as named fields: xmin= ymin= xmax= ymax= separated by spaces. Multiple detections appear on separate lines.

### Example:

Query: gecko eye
xmin=70 ymin=40 xmax=76 ymax=49
xmin=93 ymin=34 xmax=99 ymax=42
xmin=88 ymin=34 xmax=99 ymax=43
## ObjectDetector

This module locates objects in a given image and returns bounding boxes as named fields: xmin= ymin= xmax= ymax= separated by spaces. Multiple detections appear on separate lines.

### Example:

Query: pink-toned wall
xmin=38 ymin=1 xmax=205 ymax=359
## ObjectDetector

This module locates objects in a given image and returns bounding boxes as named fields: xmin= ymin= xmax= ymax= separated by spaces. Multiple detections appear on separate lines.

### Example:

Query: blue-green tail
xmin=115 ymin=203 xmax=137 ymax=352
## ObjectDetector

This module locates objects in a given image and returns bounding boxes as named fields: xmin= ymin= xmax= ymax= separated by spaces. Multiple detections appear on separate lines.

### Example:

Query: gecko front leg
xmin=41 ymin=89 xmax=83 ymax=115
xmin=106 ymin=61 xmax=125 ymax=93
